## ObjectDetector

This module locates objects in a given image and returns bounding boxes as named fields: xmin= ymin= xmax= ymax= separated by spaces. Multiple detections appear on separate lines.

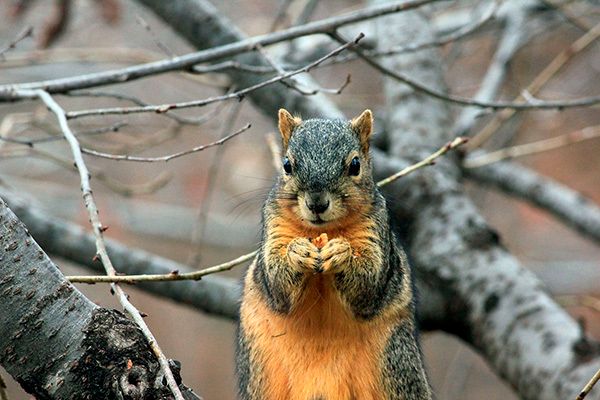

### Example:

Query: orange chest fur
xmin=241 ymin=270 xmax=394 ymax=400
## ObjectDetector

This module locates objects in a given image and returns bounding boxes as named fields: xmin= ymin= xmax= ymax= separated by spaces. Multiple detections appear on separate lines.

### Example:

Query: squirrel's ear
xmin=351 ymin=109 xmax=373 ymax=153
xmin=278 ymin=109 xmax=302 ymax=149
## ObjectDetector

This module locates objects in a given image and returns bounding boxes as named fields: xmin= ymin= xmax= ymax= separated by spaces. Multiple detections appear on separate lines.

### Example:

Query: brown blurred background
xmin=0 ymin=1 xmax=599 ymax=399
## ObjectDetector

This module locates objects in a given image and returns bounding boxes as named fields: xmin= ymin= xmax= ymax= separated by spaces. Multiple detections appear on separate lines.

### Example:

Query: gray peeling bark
xmin=135 ymin=0 xmax=600 ymax=399
xmin=0 ymin=197 xmax=199 ymax=400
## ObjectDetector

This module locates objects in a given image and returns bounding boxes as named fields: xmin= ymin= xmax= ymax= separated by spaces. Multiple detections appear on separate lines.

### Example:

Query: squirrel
xmin=236 ymin=109 xmax=432 ymax=400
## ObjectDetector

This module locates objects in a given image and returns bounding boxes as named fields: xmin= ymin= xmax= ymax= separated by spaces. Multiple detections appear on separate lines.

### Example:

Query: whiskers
xmin=227 ymin=186 xmax=272 ymax=221
xmin=272 ymin=191 xmax=298 ymax=202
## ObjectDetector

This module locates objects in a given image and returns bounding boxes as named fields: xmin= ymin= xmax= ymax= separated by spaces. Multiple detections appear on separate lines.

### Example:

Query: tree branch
xmin=0 ymin=198 xmax=200 ymax=399
xmin=0 ymin=0 xmax=436 ymax=101
xmin=11 ymin=88 xmax=186 ymax=400
xmin=464 ymin=160 xmax=600 ymax=244
xmin=0 ymin=188 xmax=242 ymax=320
xmin=369 ymin=1 xmax=600 ymax=399
xmin=452 ymin=1 xmax=529 ymax=136
xmin=64 ymin=34 xmax=361 ymax=119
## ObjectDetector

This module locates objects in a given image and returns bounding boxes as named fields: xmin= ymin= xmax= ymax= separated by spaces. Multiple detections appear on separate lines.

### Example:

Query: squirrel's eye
xmin=283 ymin=157 xmax=292 ymax=174
xmin=348 ymin=157 xmax=360 ymax=176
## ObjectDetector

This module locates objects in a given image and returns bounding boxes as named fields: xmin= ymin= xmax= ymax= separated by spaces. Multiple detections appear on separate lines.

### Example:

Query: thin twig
xmin=187 ymin=100 xmax=243 ymax=266
xmin=575 ymin=367 xmax=600 ymax=400
xmin=541 ymin=0 xmax=594 ymax=31
xmin=270 ymin=0 xmax=294 ymax=32
xmin=331 ymin=31 xmax=600 ymax=111
xmin=135 ymin=14 xmax=174 ymax=57
xmin=0 ymin=146 xmax=171 ymax=197
xmin=0 ymin=26 xmax=33 ymax=60
xmin=0 ymin=0 xmax=436 ymax=100
xmin=80 ymin=123 xmax=251 ymax=162
xmin=255 ymin=43 xmax=351 ymax=96
xmin=64 ymin=90 xmax=225 ymax=125
xmin=376 ymin=137 xmax=469 ymax=187
xmin=11 ymin=88 xmax=185 ymax=400
xmin=452 ymin=1 xmax=526 ymax=136
xmin=65 ymin=34 xmax=363 ymax=119
xmin=255 ymin=43 xmax=317 ymax=96
xmin=68 ymin=251 xmax=258 ymax=283
xmin=468 ymin=20 xmax=600 ymax=148
xmin=65 ymin=135 xmax=467 ymax=285
xmin=369 ymin=0 xmax=500 ymax=58
xmin=464 ymin=125 xmax=600 ymax=168
xmin=0 ymin=121 xmax=127 ymax=146
xmin=557 ymin=295 xmax=600 ymax=314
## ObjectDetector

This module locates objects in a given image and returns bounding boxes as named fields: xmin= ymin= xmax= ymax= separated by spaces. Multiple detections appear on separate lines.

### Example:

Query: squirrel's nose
xmin=306 ymin=192 xmax=330 ymax=215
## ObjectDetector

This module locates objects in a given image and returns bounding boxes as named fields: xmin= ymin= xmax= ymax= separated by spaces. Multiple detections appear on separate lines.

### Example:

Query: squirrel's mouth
xmin=308 ymin=216 xmax=327 ymax=225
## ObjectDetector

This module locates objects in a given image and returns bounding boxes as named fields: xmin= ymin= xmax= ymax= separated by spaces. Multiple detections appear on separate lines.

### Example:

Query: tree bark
xmin=464 ymin=160 xmax=600 ymax=244
xmin=0 ymin=188 xmax=241 ymax=320
xmin=135 ymin=0 xmax=600 ymax=398
xmin=0 ymin=197 xmax=199 ymax=399
xmin=369 ymin=1 xmax=600 ymax=399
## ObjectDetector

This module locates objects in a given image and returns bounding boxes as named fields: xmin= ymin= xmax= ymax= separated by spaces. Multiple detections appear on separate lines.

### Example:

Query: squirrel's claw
xmin=286 ymin=237 xmax=322 ymax=273
xmin=320 ymin=238 xmax=353 ymax=274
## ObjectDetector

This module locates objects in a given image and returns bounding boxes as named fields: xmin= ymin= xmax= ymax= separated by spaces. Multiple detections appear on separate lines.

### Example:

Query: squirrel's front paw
xmin=320 ymin=238 xmax=352 ymax=274
xmin=286 ymin=237 xmax=322 ymax=273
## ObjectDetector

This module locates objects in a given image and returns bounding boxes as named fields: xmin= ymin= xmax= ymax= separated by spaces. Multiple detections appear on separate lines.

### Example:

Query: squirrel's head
xmin=276 ymin=108 xmax=375 ymax=229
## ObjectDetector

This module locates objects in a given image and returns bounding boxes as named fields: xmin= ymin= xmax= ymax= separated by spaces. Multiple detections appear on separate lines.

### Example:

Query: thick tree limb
xmin=2 ymin=1 xmax=596 ymax=399
xmin=0 ymin=198 xmax=200 ymax=399
xmin=13 ymin=88 xmax=185 ymax=400
xmin=0 ymin=188 xmax=242 ymax=320
xmin=134 ymin=1 xmax=600 ymax=398
xmin=369 ymin=2 xmax=600 ymax=399
xmin=464 ymin=160 xmax=600 ymax=244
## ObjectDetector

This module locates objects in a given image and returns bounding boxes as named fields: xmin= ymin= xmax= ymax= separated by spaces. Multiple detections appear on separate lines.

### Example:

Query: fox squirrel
xmin=237 ymin=109 xmax=432 ymax=400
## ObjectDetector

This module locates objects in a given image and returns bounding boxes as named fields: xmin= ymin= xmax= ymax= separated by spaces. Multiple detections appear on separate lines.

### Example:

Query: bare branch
xmin=10 ymin=89 xmax=185 ymax=400
xmin=0 ymin=26 xmax=32 ymax=60
xmin=331 ymin=30 xmax=600 ymax=111
xmin=576 ymin=368 xmax=600 ymax=400
xmin=464 ymin=125 xmax=600 ymax=168
xmin=452 ymin=1 xmax=528 ymax=136
xmin=64 ymin=35 xmax=362 ymax=119
xmin=64 ymin=91 xmax=223 ymax=125
xmin=67 ymin=251 xmax=257 ymax=284
xmin=464 ymin=160 xmax=600 ymax=243
xmin=80 ymin=123 xmax=251 ymax=162
xmin=0 ymin=0 xmax=436 ymax=101
xmin=469 ymin=20 xmax=600 ymax=148
xmin=376 ymin=136 xmax=468 ymax=187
